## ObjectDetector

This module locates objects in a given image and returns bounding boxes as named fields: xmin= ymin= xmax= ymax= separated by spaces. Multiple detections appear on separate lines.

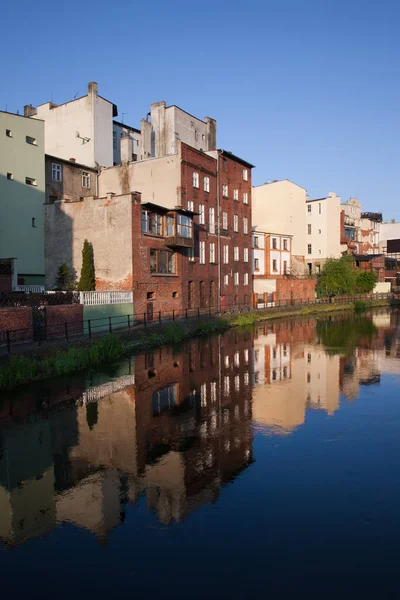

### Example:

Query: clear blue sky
xmin=2 ymin=0 xmax=399 ymax=217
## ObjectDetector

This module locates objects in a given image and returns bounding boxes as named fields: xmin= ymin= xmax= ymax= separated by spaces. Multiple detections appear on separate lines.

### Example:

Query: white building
xmin=112 ymin=121 xmax=142 ymax=165
xmin=140 ymin=101 xmax=217 ymax=159
xmin=380 ymin=220 xmax=400 ymax=254
xmin=252 ymin=180 xmax=307 ymax=274
xmin=25 ymin=82 xmax=117 ymax=169
xmin=306 ymin=192 xmax=341 ymax=274
xmin=253 ymin=231 xmax=292 ymax=304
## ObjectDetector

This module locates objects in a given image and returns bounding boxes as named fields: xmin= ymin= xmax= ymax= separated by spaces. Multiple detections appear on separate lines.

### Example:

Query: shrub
xmin=354 ymin=300 xmax=366 ymax=312
xmin=356 ymin=271 xmax=377 ymax=293
xmin=55 ymin=264 xmax=76 ymax=291
xmin=78 ymin=240 xmax=96 ymax=291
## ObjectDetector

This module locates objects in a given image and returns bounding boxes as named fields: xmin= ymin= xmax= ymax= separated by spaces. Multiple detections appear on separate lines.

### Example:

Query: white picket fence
xmin=79 ymin=290 xmax=133 ymax=306
xmin=14 ymin=285 xmax=45 ymax=293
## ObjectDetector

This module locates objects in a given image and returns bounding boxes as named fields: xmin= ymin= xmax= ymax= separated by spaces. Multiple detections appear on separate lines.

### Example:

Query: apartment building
xmin=306 ymin=192 xmax=341 ymax=274
xmin=380 ymin=220 xmax=400 ymax=255
xmin=341 ymin=197 xmax=362 ymax=254
xmin=360 ymin=212 xmax=382 ymax=254
xmin=0 ymin=111 xmax=45 ymax=288
xmin=252 ymin=180 xmax=307 ymax=273
xmin=45 ymin=142 xmax=253 ymax=313
xmin=45 ymin=155 xmax=98 ymax=205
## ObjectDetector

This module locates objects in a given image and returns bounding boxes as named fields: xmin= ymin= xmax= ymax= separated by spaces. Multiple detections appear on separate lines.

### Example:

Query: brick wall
xmin=0 ymin=307 xmax=33 ymax=342
xmin=275 ymin=279 xmax=316 ymax=302
xmin=46 ymin=304 xmax=83 ymax=337
xmin=0 ymin=274 xmax=12 ymax=293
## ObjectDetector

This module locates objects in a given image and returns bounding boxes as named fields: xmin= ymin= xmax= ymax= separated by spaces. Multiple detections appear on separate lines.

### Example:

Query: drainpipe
xmin=95 ymin=170 xmax=99 ymax=198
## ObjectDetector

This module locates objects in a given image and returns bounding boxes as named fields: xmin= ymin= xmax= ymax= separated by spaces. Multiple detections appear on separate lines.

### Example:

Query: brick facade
xmin=46 ymin=304 xmax=84 ymax=337
xmin=275 ymin=278 xmax=316 ymax=303
xmin=0 ymin=307 xmax=33 ymax=341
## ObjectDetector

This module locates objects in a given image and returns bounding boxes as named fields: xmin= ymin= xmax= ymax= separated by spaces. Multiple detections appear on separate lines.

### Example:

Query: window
xmin=254 ymin=258 xmax=259 ymax=270
xmin=272 ymin=238 xmax=277 ymax=249
xmin=244 ymin=273 xmax=248 ymax=286
xmin=200 ymin=241 xmax=205 ymax=264
xmin=243 ymin=169 xmax=248 ymax=181
xmin=234 ymin=272 xmax=239 ymax=286
xmin=243 ymin=192 xmax=248 ymax=204
xmin=273 ymin=259 xmax=278 ymax=272
xmin=177 ymin=214 xmax=193 ymax=238
xmin=244 ymin=248 xmax=249 ymax=262
xmin=254 ymin=236 xmax=259 ymax=248
xmin=283 ymin=239 xmax=288 ymax=250
xmin=52 ymin=163 xmax=62 ymax=182
xmin=308 ymin=224 xmax=312 ymax=235
xmin=222 ymin=211 xmax=228 ymax=230
xmin=234 ymin=247 xmax=239 ymax=261
xmin=209 ymin=207 xmax=215 ymax=234
xmin=152 ymin=384 xmax=178 ymax=416
xmin=319 ymin=203 xmax=322 ymax=214
xmin=222 ymin=274 xmax=228 ymax=287
xmin=283 ymin=260 xmax=288 ymax=274
xmin=172 ymin=291 xmax=178 ymax=298
xmin=7 ymin=172 xmax=13 ymax=180
xmin=82 ymin=171 xmax=90 ymax=188
xmin=222 ymin=184 xmax=229 ymax=198
xmin=25 ymin=177 xmax=37 ymax=186
xmin=223 ymin=245 xmax=229 ymax=264
xmin=187 ymin=200 xmax=194 ymax=212
xmin=308 ymin=244 xmax=312 ymax=254
xmin=193 ymin=172 xmax=199 ymax=188
xmin=233 ymin=189 xmax=239 ymax=201
xmin=243 ymin=217 xmax=248 ymax=234
xmin=188 ymin=246 xmax=195 ymax=262
xmin=32 ymin=218 xmax=36 ymax=228
xmin=113 ymin=131 xmax=117 ymax=150
xmin=199 ymin=204 xmax=205 ymax=225
xmin=307 ymin=204 xmax=311 ymax=213
xmin=318 ymin=229 xmax=322 ymax=234
xmin=204 ymin=176 xmax=210 ymax=192
xmin=26 ymin=135 xmax=37 ymax=145
xmin=150 ymin=249 xmax=176 ymax=274
xmin=234 ymin=215 xmax=239 ymax=232
xmin=142 ymin=210 xmax=162 ymax=235
xmin=210 ymin=242 xmax=216 ymax=263
xmin=6 ymin=129 xmax=12 ymax=137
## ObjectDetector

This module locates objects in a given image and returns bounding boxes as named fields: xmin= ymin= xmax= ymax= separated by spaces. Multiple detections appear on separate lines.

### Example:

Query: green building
xmin=0 ymin=111 xmax=45 ymax=288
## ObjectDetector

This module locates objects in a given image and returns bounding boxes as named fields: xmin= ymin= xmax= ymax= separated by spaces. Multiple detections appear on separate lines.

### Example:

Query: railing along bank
xmin=0 ymin=293 xmax=393 ymax=354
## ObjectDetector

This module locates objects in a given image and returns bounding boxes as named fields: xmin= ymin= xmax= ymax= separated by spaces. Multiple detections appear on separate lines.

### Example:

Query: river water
xmin=1 ymin=309 xmax=400 ymax=597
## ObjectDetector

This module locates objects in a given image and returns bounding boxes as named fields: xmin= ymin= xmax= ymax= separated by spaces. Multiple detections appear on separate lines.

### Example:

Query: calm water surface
xmin=1 ymin=310 xmax=400 ymax=597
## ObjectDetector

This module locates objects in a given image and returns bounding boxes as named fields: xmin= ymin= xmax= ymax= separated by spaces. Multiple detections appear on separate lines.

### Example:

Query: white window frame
xmin=222 ymin=184 xmax=229 ymax=198
xmin=187 ymin=200 xmax=194 ymax=212
xmin=233 ymin=189 xmax=239 ymax=201
xmin=223 ymin=245 xmax=229 ymax=264
xmin=234 ymin=215 xmax=239 ymax=232
xmin=243 ymin=192 xmax=248 ymax=204
xmin=188 ymin=246 xmax=195 ymax=262
xmin=210 ymin=242 xmax=216 ymax=263
xmin=204 ymin=176 xmax=210 ymax=192
xmin=199 ymin=204 xmax=205 ymax=225
xmin=234 ymin=247 xmax=239 ymax=261
xmin=243 ymin=217 xmax=248 ymax=234
xmin=82 ymin=171 xmax=90 ymax=188
xmin=209 ymin=207 xmax=215 ymax=234
xmin=307 ymin=204 xmax=312 ymax=213
xmin=52 ymin=163 xmax=62 ymax=182
xmin=244 ymin=273 xmax=249 ymax=286
xmin=199 ymin=241 xmax=205 ymax=264
xmin=234 ymin=272 xmax=239 ymax=286
xmin=224 ymin=274 xmax=229 ymax=286
xmin=244 ymin=248 xmax=249 ymax=262
xmin=242 ymin=169 xmax=248 ymax=181
xmin=193 ymin=172 xmax=199 ymax=188
xmin=222 ymin=211 xmax=228 ymax=230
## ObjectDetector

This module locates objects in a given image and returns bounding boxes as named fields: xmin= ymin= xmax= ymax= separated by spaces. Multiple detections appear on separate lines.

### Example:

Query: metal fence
xmin=0 ymin=292 xmax=393 ymax=354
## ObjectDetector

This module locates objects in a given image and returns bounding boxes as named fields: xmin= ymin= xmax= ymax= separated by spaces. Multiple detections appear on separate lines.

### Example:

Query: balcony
xmin=165 ymin=234 xmax=194 ymax=248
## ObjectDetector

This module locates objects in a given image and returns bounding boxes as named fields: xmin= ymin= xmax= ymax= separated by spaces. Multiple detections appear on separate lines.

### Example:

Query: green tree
xmin=78 ymin=240 xmax=96 ymax=291
xmin=55 ymin=263 xmax=76 ymax=291
xmin=316 ymin=256 xmax=358 ymax=297
xmin=355 ymin=270 xmax=378 ymax=293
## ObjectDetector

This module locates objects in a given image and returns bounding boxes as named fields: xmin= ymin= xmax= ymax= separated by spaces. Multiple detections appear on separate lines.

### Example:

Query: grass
xmin=354 ymin=300 xmax=367 ymax=312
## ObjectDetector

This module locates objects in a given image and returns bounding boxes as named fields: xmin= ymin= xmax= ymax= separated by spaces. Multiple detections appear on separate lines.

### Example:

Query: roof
xmin=253 ymin=179 xmax=307 ymax=191
xmin=219 ymin=149 xmax=255 ymax=169
xmin=141 ymin=202 xmax=198 ymax=216
xmin=166 ymin=105 xmax=207 ymax=124
xmin=45 ymin=154 xmax=99 ymax=172
xmin=37 ymin=95 xmax=118 ymax=117
xmin=354 ymin=254 xmax=384 ymax=261
xmin=361 ymin=212 xmax=382 ymax=222
xmin=307 ymin=197 xmax=329 ymax=203
xmin=253 ymin=230 xmax=293 ymax=238
xmin=113 ymin=120 xmax=140 ymax=134
xmin=0 ymin=110 xmax=44 ymax=122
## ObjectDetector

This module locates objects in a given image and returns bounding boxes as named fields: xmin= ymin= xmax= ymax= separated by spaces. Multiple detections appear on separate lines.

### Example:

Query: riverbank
xmin=0 ymin=298 xmax=392 ymax=390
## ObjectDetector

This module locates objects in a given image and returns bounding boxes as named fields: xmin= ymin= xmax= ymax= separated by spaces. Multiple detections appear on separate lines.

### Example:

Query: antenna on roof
xmin=74 ymin=92 xmax=79 ymax=99
xmin=121 ymin=112 xmax=127 ymax=124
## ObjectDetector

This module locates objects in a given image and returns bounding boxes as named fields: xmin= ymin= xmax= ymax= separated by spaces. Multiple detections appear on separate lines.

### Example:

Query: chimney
xmin=88 ymin=82 xmax=98 ymax=96
xmin=121 ymin=135 xmax=133 ymax=163
xmin=205 ymin=116 xmax=217 ymax=151
xmin=69 ymin=158 xmax=76 ymax=163
xmin=391 ymin=219 xmax=396 ymax=224
xmin=24 ymin=104 xmax=37 ymax=117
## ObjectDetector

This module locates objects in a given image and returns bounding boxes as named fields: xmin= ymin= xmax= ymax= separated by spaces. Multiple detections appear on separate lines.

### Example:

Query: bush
xmin=356 ymin=271 xmax=377 ymax=293
xmin=78 ymin=240 xmax=96 ymax=291
xmin=354 ymin=300 xmax=366 ymax=312
xmin=234 ymin=313 xmax=257 ymax=327
xmin=55 ymin=264 xmax=76 ymax=291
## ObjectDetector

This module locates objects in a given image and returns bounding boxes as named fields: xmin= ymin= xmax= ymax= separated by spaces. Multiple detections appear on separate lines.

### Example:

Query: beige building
xmin=252 ymin=180 xmax=307 ymax=272
xmin=360 ymin=212 xmax=382 ymax=254
xmin=306 ymin=192 xmax=341 ymax=274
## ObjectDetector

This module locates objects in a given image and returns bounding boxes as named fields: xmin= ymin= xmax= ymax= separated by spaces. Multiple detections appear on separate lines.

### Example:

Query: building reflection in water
xmin=0 ymin=330 xmax=254 ymax=548
xmin=0 ymin=310 xmax=399 ymax=550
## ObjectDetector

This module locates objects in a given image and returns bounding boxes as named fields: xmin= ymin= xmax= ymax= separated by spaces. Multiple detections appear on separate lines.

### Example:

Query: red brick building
xmin=46 ymin=142 xmax=254 ymax=317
